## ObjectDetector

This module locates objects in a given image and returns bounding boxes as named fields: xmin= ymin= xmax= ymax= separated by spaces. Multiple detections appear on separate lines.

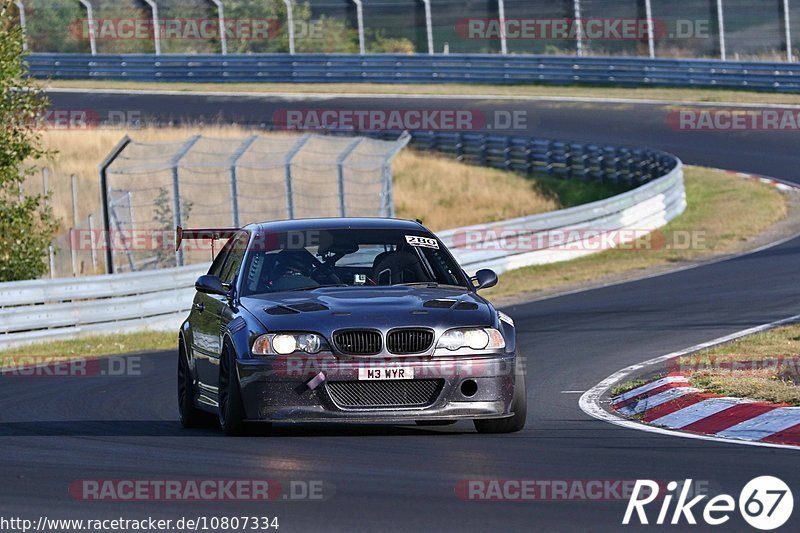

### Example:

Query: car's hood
xmin=240 ymin=286 xmax=495 ymax=333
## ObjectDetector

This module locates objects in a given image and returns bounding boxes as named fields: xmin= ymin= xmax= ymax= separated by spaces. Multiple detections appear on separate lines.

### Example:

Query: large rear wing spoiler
xmin=175 ymin=226 xmax=240 ymax=255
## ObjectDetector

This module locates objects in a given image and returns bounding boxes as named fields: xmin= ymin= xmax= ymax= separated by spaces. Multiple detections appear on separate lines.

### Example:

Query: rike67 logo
xmin=624 ymin=477 xmax=793 ymax=530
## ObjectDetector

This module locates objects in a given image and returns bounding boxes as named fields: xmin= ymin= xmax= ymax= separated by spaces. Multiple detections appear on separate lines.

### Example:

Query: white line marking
xmin=611 ymin=375 xmax=688 ymax=404
xmin=579 ymin=313 xmax=800 ymax=451
xmin=616 ymin=387 xmax=700 ymax=416
xmin=45 ymin=87 xmax=800 ymax=110
xmin=717 ymin=407 xmax=800 ymax=441
xmin=561 ymin=390 xmax=585 ymax=394
xmin=650 ymin=397 xmax=744 ymax=428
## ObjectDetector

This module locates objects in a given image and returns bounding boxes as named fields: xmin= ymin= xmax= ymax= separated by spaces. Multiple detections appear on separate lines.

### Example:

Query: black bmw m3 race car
xmin=178 ymin=218 xmax=526 ymax=435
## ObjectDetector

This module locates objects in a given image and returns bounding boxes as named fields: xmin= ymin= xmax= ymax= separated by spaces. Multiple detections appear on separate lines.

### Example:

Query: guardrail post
xmin=170 ymin=136 xmax=202 ymax=267
xmin=143 ymin=0 xmax=161 ymax=55
xmin=99 ymin=135 xmax=132 ymax=274
xmin=228 ymin=135 xmax=258 ymax=227
xmin=784 ymin=0 xmax=794 ymax=61
xmin=210 ymin=0 xmax=228 ymax=54
xmin=284 ymin=134 xmax=312 ymax=219
xmin=716 ymin=0 xmax=726 ymax=60
xmin=282 ymin=0 xmax=296 ymax=54
xmin=14 ymin=1 xmax=27 ymax=51
xmin=352 ymin=0 xmax=366 ymax=55
xmin=336 ymin=138 xmax=364 ymax=217
xmin=573 ymin=0 xmax=584 ymax=56
xmin=497 ymin=0 xmax=507 ymax=55
xmin=78 ymin=0 xmax=97 ymax=55
xmin=644 ymin=0 xmax=655 ymax=58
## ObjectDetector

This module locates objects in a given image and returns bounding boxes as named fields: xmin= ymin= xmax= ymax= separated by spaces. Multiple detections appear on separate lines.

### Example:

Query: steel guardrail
xmin=27 ymin=53 xmax=800 ymax=92
xmin=0 ymin=132 xmax=684 ymax=350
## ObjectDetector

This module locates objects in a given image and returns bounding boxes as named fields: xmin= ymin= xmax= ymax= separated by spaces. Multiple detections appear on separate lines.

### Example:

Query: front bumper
xmin=236 ymin=353 xmax=519 ymax=423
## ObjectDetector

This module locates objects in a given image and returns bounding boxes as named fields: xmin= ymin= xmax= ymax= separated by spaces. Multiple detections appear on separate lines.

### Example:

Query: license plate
xmin=358 ymin=367 xmax=414 ymax=380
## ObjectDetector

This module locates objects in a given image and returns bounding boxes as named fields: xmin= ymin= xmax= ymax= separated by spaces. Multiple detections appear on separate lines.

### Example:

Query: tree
xmin=0 ymin=0 xmax=59 ymax=282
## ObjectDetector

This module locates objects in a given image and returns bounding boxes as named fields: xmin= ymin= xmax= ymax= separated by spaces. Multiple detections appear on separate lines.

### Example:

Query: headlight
xmin=252 ymin=333 xmax=330 ymax=356
xmin=435 ymin=328 xmax=505 ymax=353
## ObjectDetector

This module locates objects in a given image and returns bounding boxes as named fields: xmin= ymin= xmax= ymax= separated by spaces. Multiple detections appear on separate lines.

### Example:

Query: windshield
xmin=240 ymin=228 xmax=469 ymax=295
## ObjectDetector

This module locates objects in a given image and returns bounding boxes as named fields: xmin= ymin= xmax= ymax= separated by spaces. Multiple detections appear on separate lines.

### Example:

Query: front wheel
xmin=474 ymin=369 xmax=527 ymax=434
xmin=218 ymin=346 xmax=247 ymax=436
xmin=178 ymin=342 xmax=214 ymax=428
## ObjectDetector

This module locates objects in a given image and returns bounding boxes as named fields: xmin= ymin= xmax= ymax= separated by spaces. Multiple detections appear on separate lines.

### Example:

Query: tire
xmin=474 ymin=369 xmax=527 ymax=434
xmin=218 ymin=344 xmax=247 ymax=436
xmin=178 ymin=341 xmax=214 ymax=428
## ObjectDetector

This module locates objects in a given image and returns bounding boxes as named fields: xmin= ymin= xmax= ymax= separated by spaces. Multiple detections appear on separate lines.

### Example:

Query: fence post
xmin=381 ymin=132 xmax=412 ymax=218
xmin=71 ymin=174 xmax=79 ymax=276
xmin=228 ymin=135 xmax=259 ymax=227
xmin=716 ymin=0 xmax=726 ymax=60
xmin=784 ymin=0 xmax=794 ymax=61
xmin=336 ymin=138 xmax=365 ymax=217
xmin=14 ymin=0 xmax=27 ymax=51
xmin=99 ymin=135 xmax=131 ymax=274
xmin=644 ymin=0 xmax=655 ymax=58
xmin=88 ymin=213 xmax=98 ymax=271
xmin=171 ymin=136 xmax=202 ymax=267
xmin=284 ymin=134 xmax=312 ymax=219
xmin=421 ymin=0 xmax=434 ymax=54
xmin=41 ymin=168 xmax=49 ymax=206
xmin=573 ymin=0 xmax=584 ymax=56
xmin=48 ymin=245 xmax=55 ymax=279
xmin=352 ymin=0 xmax=366 ymax=55
xmin=210 ymin=0 xmax=228 ymax=54
xmin=282 ymin=0 xmax=296 ymax=54
xmin=497 ymin=0 xmax=507 ymax=55
xmin=143 ymin=0 xmax=161 ymax=55
xmin=78 ymin=0 xmax=97 ymax=55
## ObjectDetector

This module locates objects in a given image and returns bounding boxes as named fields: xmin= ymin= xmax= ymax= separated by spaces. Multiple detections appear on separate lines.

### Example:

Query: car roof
xmin=245 ymin=218 xmax=430 ymax=233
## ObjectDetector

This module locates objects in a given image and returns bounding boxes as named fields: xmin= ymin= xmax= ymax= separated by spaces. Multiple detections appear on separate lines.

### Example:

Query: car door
xmin=196 ymin=232 xmax=249 ymax=393
xmin=190 ymin=238 xmax=234 ymax=400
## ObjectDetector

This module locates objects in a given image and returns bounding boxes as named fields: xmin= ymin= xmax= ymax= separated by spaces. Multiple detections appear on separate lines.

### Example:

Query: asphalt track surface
xmin=1 ymin=91 xmax=798 ymax=531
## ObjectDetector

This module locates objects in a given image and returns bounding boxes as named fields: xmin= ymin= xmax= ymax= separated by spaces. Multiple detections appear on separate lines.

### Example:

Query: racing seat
xmin=370 ymin=250 xmax=428 ymax=285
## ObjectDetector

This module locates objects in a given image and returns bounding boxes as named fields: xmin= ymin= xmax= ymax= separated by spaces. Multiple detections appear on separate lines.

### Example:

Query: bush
xmin=0 ymin=1 xmax=59 ymax=282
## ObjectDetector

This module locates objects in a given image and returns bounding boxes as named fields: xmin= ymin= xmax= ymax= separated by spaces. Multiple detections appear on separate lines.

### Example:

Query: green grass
xmin=48 ymin=80 xmax=800 ymax=106
xmin=685 ymin=324 xmax=800 ymax=406
xmin=0 ymin=331 xmax=176 ymax=367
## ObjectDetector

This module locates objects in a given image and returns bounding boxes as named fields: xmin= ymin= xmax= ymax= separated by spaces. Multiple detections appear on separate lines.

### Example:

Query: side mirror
xmin=195 ymin=275 xmax=227 ymax=296
xmin=472 ymin=269 xmax=498 ymax=291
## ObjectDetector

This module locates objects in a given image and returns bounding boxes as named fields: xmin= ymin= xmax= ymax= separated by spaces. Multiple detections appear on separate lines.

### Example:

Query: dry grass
xmin=685 ymin=324 xmax=800 ymax=405
xmin=393 ymin=150 xmax=559 ymax=230
xmin=48 ymin=80 xmax=800 ymax=106
xmin=484 ymin=167 xmax=787 ymax=300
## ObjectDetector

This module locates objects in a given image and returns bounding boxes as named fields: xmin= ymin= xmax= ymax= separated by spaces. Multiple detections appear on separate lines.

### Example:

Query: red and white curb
xmin=721 ymin=170 xmax=800 ymax=192
xmin=611 ymin=375 xmax=800 ymax=446
xmin=580 ymin=313 xmax=800 ymax=450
